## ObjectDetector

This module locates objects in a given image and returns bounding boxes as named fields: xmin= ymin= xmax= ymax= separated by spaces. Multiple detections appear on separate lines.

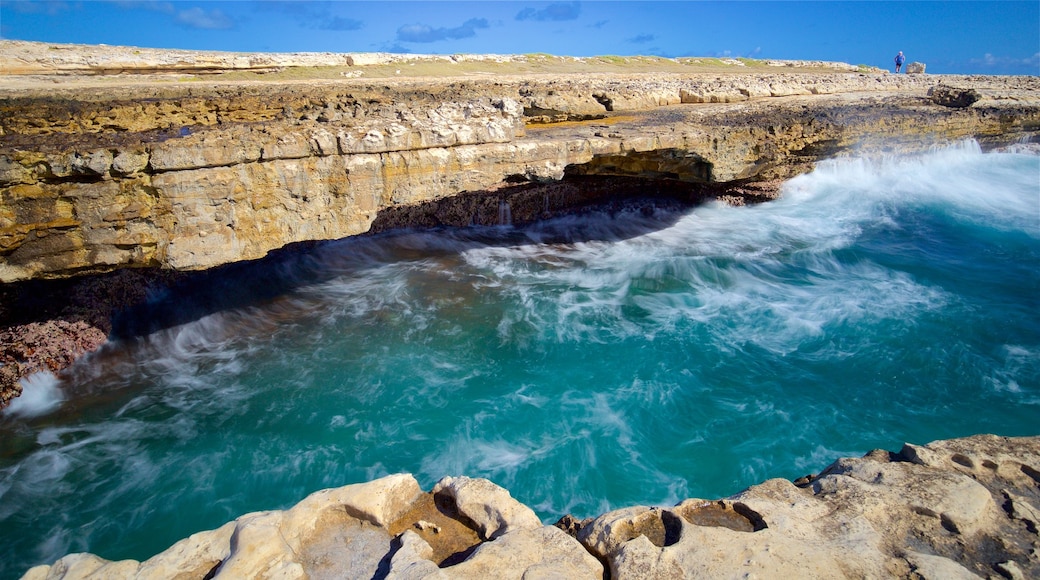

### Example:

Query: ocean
xmin=1 ymin=141 xmax=1038 ymax=578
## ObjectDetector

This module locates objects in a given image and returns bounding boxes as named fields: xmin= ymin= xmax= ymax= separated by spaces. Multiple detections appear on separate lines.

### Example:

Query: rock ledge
xmin=23 ymin=434 xmax=1040 ymax=579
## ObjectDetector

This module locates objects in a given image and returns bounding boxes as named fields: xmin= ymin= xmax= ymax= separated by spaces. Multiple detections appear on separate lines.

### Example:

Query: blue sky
xmin=1 ymin=1 xmax=1038 ymax=74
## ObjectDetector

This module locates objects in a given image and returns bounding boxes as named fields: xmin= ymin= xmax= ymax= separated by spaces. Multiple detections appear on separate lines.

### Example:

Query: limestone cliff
xmin=2 ymin=42 xmax=1039 ymax=409
xmin=3 ymin=52 xmax=1039 ymax=283
xmin=22 ymin=434 xmax=1040 ymax=579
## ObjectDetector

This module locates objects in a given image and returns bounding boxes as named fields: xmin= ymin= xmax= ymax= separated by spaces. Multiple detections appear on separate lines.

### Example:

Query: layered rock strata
xmin=22 ymin=434 xmax=1040 ymax=579
xmin=3 ymin=71 xmax=1038 ymax=284
xmin=2 ymin=46 xmax=1040 ymax=400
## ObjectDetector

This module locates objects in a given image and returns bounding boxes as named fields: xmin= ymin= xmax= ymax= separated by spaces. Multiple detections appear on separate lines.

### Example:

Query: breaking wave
xmin=0 ymin=142 xmax=1037 ymax=577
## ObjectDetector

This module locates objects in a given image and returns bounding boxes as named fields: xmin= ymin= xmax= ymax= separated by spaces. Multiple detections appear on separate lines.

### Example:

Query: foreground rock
xmin=23 ymin=434 xmax=1040 ymax=579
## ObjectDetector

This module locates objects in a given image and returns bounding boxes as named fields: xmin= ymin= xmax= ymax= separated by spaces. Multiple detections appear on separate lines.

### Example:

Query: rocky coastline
xmin=3 ymin=42 xmax=1039 ymax=407
xmin=2 ymin=43 xmax=1040 ymax=577
xmin=22 ymin=434 xmax=1040 ymax=579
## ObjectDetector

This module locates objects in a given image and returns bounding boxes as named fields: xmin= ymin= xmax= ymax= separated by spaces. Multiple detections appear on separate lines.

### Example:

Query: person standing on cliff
xmin=894 ymin=51 xmax=905 ymax=73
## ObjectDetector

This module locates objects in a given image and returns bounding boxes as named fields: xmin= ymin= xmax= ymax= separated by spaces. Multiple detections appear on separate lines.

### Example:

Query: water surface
xmin=2 ymin=141 xmax=1038 ymax=578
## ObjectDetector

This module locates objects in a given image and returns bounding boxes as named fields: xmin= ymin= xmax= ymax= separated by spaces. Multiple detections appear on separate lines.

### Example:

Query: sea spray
xmin=2 ymin=372 xmax=63 ymax=419
xmin=0 ymin=142 xmax=1037 ymax=578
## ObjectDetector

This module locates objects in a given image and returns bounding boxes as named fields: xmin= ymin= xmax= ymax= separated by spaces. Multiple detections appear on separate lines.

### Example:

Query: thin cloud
xmin=397 ymin=18 xmax=489 ymax=43
xmin=251 ymin=1 xmax=362 ymax=31
xmin=590 ymin=20 xmax=609 ymax=29
xmin=321 ymin=17 xmax=363 ymax=32
xmin=516 ymin=2 xmax=581 ymax=22
xmin=175 ymin=7 xmax=234 ymax=30
xmin=627 ymin=34 xmax=655 ymax=45
xmin=252 ymin=1 xmax=326 ymax=19
xmin=6 ymin=1 xmax=72 ymax=15
xmin=380 ymin=43 xmax=414 ymax=54
xmin=970 ymin=52 xmax=1040 ymax=68
xmin=112 ymin=1 xmax=174 ymax=14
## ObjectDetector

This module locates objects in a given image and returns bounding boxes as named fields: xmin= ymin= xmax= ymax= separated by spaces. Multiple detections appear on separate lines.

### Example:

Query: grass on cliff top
xmin=191 ymin=54 xmax=865 ymax=82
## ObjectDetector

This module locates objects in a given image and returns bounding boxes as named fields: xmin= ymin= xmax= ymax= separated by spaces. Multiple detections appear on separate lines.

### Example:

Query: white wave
xmin=791 ymin=443 xmax=863 ymax=475
xmin=420 ymin=437 xmax=532 ymax=481
xmin=986 ymin=344 xmax=1040 ymax=400
xmin=3 ymin=372 xmax=64 ymax=419
xmin=785 ymin=140 xmax=1040 ymax=235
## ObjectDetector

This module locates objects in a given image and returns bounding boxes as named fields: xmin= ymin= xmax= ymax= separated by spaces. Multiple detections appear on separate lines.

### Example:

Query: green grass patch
xmin=176 ymin=53 xmax=866 ymax=82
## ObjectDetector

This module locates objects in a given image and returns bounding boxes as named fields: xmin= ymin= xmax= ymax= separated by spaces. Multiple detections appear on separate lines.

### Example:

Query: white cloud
xmin=112 ymin=1 xmax=174 ymax=14
xmin=397 ymin=18 xmax=489 ymax=43
xmin=516 ymin=2 xmax=581 ymax=22
xmin=176 ymin=6 xmax=233 ymax=30
xmin=5 ymin=1 xmax=71 ymax=15
xmin=971 ymin=52 xmax=1040 ymax=67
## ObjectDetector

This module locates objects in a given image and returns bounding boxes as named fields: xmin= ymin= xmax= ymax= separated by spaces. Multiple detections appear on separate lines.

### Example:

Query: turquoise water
xmin=1 ymin=142 xmax=1038 ymax=578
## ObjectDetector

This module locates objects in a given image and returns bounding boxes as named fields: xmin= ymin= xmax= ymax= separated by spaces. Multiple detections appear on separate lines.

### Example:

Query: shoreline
xmin=22 ymin=434 xmax=1040 ymax=579
xmin=2 ymin=44 xmax=1040 ymax=408
xmin=0 ymin=177 xmax=784 ymax=409
xmin=3 ymin=42 xmax=1040 ymax=579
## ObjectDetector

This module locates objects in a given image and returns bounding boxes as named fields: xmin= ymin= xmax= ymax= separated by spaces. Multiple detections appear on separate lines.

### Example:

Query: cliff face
xmin=22 ymin=435 xmax=1040 ymax=579
xmin=2 ymin=72 xmax=1039 ymax=283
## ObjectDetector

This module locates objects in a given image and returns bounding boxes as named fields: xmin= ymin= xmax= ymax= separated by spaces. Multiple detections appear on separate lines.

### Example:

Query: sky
xmin=1 ymin=1 xmax=1038 ymax=75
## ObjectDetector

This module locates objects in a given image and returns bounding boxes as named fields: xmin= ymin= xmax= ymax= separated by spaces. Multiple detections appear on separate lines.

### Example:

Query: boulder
xmin=444 ymin=526 xmax=602 ymax=579
xmin=906 ymin=61 xmax=926 ymax=74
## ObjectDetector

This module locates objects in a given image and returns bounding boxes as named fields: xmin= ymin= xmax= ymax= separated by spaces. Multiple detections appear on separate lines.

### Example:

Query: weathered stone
xmin=307 ymin=472 xmax=423 ymax=528
xmin=432 ymin=475 xmax=542 ymax=540
xmin=21 ymin=554 xmax=140 ymax=580
xmin=930 ymin=85 xmax=982 ymax=108
xmin=385 ymin=530 xmax=445 ymax=580
xmin=111 ymin=150 xmax=149 ymax=176
xmin=907 ymin=61 xmax=927 ymax=74
xmin=577 ymin=505 xmax=670 ymax=558
xmin=3 ymin=65 xmax=1039 ymax=285
xmin=135 ymin=522 xmax=235 ymax=580
xmin=904 ymin=551 xmax=982 ymax=579
xmin=21 ymin=436 xmax=1040 ymax=580
xmin=583 ymin=435 xmax=1040 ymax=579
xmin=444 ymin=526 xmax=602 ymax=579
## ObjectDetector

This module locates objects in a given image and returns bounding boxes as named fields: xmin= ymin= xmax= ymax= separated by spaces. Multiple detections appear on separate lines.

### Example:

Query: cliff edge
xmin=23 ymin=434 xmax=1040 ymax=579
xmin=2 ymin=43 xmax=1039 ymax=408
xmin=4 ymin=42 xmax=1039 ymax=285
xmin=4 ymin=44 xmax=1040 ymax=579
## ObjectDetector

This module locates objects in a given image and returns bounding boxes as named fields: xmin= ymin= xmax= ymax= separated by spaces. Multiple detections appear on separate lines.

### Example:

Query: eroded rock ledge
xmin=3 ymin=68 xmax=1039 ymax=284
xmin=1 ymin=46 xmax=1039 ymax=403
xmin=22 ymin=434 xmax=1040 ymax=579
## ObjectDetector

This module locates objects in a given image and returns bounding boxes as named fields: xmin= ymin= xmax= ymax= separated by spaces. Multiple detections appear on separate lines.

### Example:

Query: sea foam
xmin=3 ymin=372 xmax=64 ymax=419
xmin=0 ymin=142 xmax=1037 ymax=579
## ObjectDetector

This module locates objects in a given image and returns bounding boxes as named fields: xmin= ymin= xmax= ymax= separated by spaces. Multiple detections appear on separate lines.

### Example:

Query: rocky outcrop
xmin=3 ymin=69 xmax=1038 ymax=284
xmin=0 ymin=40 xmax=875 ymax=78
xmin=22 ymin=434 xmax=1040 ymax=579
xmin=931 ymin=85 xmax=983 ymax=108
xmin=2 ymin=44 xmax=1040 ymax=408
xmin=0 ymin=45 xmax=1037 ymax=374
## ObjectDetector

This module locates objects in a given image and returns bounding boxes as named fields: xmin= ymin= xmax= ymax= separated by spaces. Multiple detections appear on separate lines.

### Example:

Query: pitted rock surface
xmin=21 ymin=435 xmax=1040 ymax=579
